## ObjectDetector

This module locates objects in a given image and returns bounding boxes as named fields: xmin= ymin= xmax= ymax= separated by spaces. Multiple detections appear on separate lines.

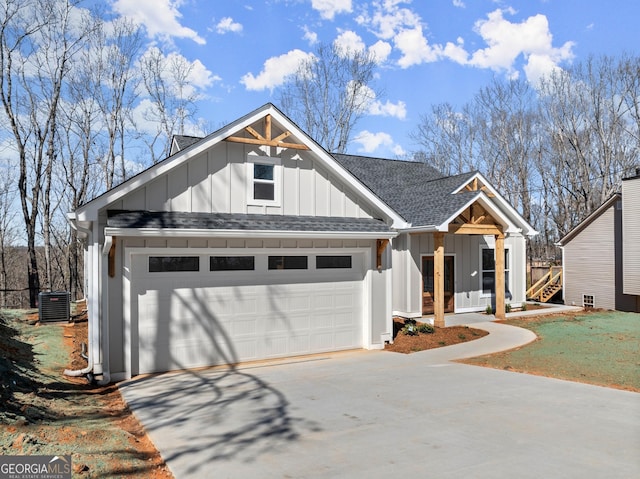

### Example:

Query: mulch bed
xmin=385 ymin=318 xmax=489 ymax=354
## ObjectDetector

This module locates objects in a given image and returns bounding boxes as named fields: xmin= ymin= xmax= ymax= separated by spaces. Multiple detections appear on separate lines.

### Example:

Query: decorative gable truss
xmin=448 ymin=202 xmax=504 ymax=237
xmin=225 ymin=114 xmax=310 ymax=150
xmin=462 ymin=177 xmax=495 ymax=197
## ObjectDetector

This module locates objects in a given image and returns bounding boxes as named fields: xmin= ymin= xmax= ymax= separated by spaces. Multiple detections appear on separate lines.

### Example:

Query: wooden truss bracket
xmin=463 ymin=177 xmax=495 ymax=197
xmin=225 ymin=114 xmax=310 ymax=150
xmin=376 ymin=239 xmax=389 ymax=270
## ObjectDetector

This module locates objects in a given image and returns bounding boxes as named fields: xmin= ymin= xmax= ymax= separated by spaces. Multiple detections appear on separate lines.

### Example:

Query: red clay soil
xmin=385 ymin=318 xmax=489 ymax=353
xmin=0 ymin=313 xmax=173 ymax=478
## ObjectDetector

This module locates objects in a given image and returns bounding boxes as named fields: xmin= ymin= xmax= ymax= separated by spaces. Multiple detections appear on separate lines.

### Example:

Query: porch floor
xmin=422 ymin=302 xmax=582 ymax=327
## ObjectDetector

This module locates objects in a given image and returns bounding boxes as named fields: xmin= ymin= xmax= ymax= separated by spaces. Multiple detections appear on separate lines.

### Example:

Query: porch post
xmin=495 ymin=233 xmax=505 ymax=320
xmin=434 ymin=232 xmax=445 ymax=327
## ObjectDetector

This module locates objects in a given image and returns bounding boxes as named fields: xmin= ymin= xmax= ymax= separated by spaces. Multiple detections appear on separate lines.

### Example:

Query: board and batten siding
xmin=110 ymin=141 xmax=376 ymax=220
xmin=622 ymin=176 xmax=640 ymax=295
xmin=392 ymin=232 xmax=527 ymax=316
xmin=563 ymin=204 xmax=616 ymax=310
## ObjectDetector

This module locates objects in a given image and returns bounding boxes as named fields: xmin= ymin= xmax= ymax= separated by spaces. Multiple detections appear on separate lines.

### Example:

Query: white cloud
xmin=311 ymin=0 xmax=352 ymax=20
xmin=334 ymin=31 xmax=391 ymax=65
xmin=111 ymin=0 xmax=205 ymax=45
xmin=469 ymin=8 xmax=574 ymax=81
xmin=353 ymin=130 xmax=405 ymax=156
xmin=303 ymin=26 xmax=318 ymax=45
xmin=369 ymin=40 xmax=392 ymax=64
xmin=334 ymin=30 xmax=365 ymax=53
xmin=395 ymin=26 xmax=440 ymax=68
xmin=453 ymin=0 xmax=465 ymax=8
xmin=368 ymin=99 xmax=407 ymax=119
xmin=241 ymin=49 xmax=313 ymax=91
xmin=356 ymin=1 xmax=440 ymax=68
xmin=357 ymin=0 xmax=422 ymax=39
xmin=442 ymin=38 xmax=469 ymax=64
xmin=216 ymin=17 xmax=242 ymax=34
xmin=138 ymin=47 xmax=219 ymax=98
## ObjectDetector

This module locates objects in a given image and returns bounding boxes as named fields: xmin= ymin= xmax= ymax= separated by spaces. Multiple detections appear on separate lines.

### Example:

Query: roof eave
xmin=557 ymin=193 xmax=620 ymax=246
xmin=104 ymin=227 xmax=397 ymax=240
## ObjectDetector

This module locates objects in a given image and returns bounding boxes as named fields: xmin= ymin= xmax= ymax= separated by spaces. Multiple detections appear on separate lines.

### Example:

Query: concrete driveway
xmin=120 ymin=321 xmax=640 ymax=479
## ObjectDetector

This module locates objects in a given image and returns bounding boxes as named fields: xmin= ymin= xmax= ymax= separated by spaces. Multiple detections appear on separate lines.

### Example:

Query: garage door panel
xmin=133 ymin=252 xmax=365 ymax=374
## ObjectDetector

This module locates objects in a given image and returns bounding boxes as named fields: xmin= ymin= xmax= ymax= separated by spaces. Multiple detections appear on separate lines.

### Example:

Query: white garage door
xmin=130 ymin=251 xmax=365 ymax=374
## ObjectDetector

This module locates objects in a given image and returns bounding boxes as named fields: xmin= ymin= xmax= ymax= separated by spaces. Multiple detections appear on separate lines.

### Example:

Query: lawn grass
xmin=461 ymin=310 xmax=640 ymax=392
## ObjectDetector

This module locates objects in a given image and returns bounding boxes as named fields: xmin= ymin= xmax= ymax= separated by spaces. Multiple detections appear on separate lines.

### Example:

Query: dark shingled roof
xmin=332 ymin=154 xmax=479 ymax=226
xmin=172 ymin=135 xmax=203 ymax=153
xmin=107 ymin=210 xmax=393 ymax=233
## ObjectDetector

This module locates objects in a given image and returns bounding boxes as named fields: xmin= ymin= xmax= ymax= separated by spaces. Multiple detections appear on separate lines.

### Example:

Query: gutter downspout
xmin=97 ymin=235 xmax=112 ymax=385
xmin=63 ymin=216 xmax=94 ymax=378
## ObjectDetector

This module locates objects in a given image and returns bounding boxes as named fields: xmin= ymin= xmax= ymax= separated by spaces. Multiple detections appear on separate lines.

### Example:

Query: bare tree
xmin=138 ymin=47 xmax=201 ymax=163
xmin=538 ymin=55 xmax=640 ymax=237
xmin=412 ymin=55 xmax=640 ymax=259
xmin=278 ymin=42 xmax=380 ymax=154
xmin=0 ymin=169 xmax=18 ymax=308
xmin=0 ymin=0 xmax=95 ymax=305
xmin=411 ymin=103 xmax=477 ymax=175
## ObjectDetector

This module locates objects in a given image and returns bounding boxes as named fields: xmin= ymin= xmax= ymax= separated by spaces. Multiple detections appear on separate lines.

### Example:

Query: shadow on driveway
xmin=120 ymin=366 xmax=321 ymax=476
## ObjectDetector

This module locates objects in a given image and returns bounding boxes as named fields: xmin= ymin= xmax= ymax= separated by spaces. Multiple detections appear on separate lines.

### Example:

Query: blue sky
xmin=109 ymin=0 xmax=640 ymax=158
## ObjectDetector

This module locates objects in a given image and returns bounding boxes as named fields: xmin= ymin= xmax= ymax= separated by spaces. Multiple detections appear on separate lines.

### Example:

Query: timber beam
xmin=225 ymin=114 xmax=310 ymax=150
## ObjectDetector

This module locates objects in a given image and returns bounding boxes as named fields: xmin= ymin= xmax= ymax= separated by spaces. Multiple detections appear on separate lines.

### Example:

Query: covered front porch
xmin=392 ymin=193 xmax=528 ymax=326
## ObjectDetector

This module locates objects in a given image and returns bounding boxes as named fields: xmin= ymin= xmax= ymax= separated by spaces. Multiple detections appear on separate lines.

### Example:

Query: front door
xmin=422 ymin=256 xmax=455 ymax=315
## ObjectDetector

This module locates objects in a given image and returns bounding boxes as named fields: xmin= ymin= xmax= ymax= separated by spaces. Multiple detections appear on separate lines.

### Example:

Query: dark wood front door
xmin=422 ymin=256 xmax=455 ymax=315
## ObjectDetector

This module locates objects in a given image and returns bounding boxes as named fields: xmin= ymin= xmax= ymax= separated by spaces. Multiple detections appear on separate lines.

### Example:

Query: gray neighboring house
xmin=558 ymin=171 xmax=640 ymax=312
xmin=68 ymin=104 xmax=536 ymax=382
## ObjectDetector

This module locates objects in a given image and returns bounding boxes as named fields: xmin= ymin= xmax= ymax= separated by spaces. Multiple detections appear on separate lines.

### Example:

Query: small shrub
xmin=521 ymin=302 xmax=528 ymax=311
xmin=485 ymin=305 xmax=493 ymax=315
xmin=458 ymin=333 xmax=467 ymax=340
xmin=417 ymin=323 xmax=434 ymax=334
xmin=505 ymin=303 xmax=512 ymax=313
xmin=401 ymin=320 xmax=418 ymax=336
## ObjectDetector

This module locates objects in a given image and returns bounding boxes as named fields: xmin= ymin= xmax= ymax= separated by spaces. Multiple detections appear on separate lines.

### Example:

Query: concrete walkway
xmin=120 ymin=314 xmax=639 ymax=479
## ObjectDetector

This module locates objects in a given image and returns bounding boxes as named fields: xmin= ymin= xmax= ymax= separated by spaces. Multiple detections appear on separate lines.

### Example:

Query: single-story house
xmin=558 ymin=171 xmax=640 ymax=312
xmin=68 ymin=104 xmax=536 ymax=382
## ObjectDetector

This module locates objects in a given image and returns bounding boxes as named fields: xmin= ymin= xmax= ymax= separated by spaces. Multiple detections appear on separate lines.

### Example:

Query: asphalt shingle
xmin=332 ymin=153 xmax=478 ymax=226
xmin=107 ymin=210 xmax=393 ymax=233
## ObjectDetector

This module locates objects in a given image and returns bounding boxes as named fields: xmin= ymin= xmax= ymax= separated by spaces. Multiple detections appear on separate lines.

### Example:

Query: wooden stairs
xmin=527 ymin=266 xmax=563 ymax=303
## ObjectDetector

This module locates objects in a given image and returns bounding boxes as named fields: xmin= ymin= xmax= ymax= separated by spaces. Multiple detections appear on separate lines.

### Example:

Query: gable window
xmin=253 ymin=163 xmax=274 ymax=200
xmin=210 ymin=256 xmax=255 ymax=271
xmin=481 ymin=247 xmax=510 ymax=297
xmin=149 ymin=256 xmax=199 ymax=273
xmin=316 ymin=255 xmax=352 ymax=269
xmin=247 ymin=156 xmax=281 ymax=206
xmin=268 ymin=256 xmax=308 ymax=270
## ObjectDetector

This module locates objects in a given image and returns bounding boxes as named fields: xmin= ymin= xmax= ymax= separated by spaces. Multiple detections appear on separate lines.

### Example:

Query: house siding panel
xmin=189 ymin=152 xmax=210 ymax=212
xmin=398 ymin=233 xmax=526 ymax=316
xmin=564 ymin=205 xmax=616 ymax=309
xmin=116 ymin=126 xmax=376 ymax=220
xmin=622 ymin=177 xmax=640 ymax=295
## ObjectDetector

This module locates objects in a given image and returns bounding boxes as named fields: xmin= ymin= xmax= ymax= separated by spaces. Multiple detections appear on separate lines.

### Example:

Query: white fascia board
xmin=453 ymin=172 xmax=537 ymax=236
xmin=104 ymin=227 xmax=398 ymax=240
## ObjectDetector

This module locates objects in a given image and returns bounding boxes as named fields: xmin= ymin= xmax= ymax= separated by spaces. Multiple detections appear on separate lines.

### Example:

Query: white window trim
xmin=247 ymin=155 xmax=282 ymax=207
xmin=480 ymin=245 xmax=510 ymax=298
